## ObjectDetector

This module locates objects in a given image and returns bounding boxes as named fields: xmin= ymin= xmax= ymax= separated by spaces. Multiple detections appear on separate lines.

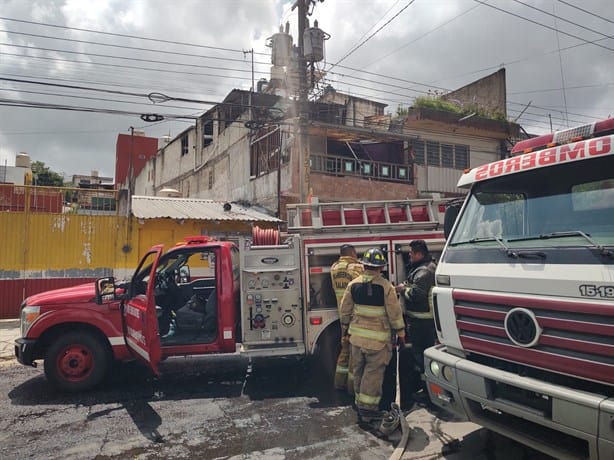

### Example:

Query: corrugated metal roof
xmin=131 ymin=196 xmax=281 ymax=222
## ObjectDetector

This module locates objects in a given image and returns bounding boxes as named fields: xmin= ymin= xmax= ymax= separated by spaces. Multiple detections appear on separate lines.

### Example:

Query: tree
xmin=31 ymin=161 xmax=64 ymax=187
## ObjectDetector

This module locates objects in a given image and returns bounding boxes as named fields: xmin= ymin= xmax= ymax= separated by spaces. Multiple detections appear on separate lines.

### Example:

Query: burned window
xmin=250 ymin=126 xmax=282 ymax=177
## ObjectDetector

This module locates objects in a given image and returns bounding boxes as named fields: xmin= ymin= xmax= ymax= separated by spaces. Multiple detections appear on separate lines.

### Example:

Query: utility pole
xmin=293 ymin=0 xmax=311 ymax=202
xmin=128 ymin=126 xmax=135 ymax=199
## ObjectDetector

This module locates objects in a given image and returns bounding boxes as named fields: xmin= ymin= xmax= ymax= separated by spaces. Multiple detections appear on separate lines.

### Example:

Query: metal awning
xmin=131 ymin=196 xmax=281 ymax=222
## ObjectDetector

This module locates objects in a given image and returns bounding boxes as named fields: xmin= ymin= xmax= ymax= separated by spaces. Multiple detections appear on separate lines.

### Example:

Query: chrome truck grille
xmin=452 ymin=289 xmax=614 ymax=386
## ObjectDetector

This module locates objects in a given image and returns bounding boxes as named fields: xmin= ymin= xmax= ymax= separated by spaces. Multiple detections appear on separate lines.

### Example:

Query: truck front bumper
xmin=424 ymin=344 xmax=614 ymax=460
xmin=15 ymin=338 xmax=37 ymax=366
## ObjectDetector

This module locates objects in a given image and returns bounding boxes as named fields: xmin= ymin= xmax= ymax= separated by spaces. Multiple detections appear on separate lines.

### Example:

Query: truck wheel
xmin=44 ymin=331 xmax=110 ymax=392
xmin=312 ymin=326 xmax=341 ymax=389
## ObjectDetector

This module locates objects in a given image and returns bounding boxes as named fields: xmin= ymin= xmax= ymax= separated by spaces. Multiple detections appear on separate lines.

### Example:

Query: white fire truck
xmin=425 ymin=119 xmax=614 ymax=460
xmin=15 ymin=198 xmax=446 ymax=392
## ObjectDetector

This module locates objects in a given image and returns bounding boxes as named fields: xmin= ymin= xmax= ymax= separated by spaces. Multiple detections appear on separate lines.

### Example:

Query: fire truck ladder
xmin=287 ymin=198 xmax=442 ymax=233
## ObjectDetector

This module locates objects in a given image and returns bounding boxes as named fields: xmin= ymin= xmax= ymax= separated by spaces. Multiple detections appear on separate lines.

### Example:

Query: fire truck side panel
xmin=238 ymin=237 xmax=306 ymax=357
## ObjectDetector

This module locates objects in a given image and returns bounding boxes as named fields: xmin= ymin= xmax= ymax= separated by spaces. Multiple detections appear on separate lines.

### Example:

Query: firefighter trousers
xmin=334 ymin=334 xmax=354 ymax=393
xmin=351 ymin=343 xmax=393 ymax=413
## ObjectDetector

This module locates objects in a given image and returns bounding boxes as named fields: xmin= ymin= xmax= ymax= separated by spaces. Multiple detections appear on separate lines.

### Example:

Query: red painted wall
xmin=0 ymin=278 xmax=97 ymax=319
xmin=115 ymin=134 xmax=159 ymax=187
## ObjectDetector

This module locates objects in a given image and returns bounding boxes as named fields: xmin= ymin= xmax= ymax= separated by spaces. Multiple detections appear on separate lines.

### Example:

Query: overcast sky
xmin=1 ymin=0 xmax=612 ymax=180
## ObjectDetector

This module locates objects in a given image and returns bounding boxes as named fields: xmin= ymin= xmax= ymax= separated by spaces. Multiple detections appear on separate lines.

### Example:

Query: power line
xmin=0 ymin=16 xmax=270 ymax=56
xmin=0 ymin=51 xmax=261 ymax=81
xmin=0 ymin=97 xmax=198 ymax=119
xmin=327 ymin=0 xmax=418 ymax=72
xmin=0 ymin=87 xmax=201 ymax=111
xmin=0 ymin=71 xmax=230 ymax=107
xmin=0 ymin=77 xmax=288 ymax=114
xmin=335 ymin=0 xmax=402 ymax=66
xmin=508 ymin=82 xmax=614 ymax=95
xmin=364 ymin=3 xmax=481 ymax=69
xmin=0 ymin=29 xmax=272 ymax=67
xmin=1 ymin=43 xmax=260 ymax=76
xmin=473 ymin=0 xmax=614 ymax=52
xmin=511 ymin=0 xmax=614 ymax=41
xmin=556 ymin=0 xmax=614 ymax=25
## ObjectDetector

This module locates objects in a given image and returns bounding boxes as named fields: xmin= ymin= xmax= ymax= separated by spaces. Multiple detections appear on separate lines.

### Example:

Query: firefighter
xmin=339 ymin=248 xmax=406 ymax=422
xmin=395 ymin=239 xmax=437 ymax=406
xmin=330 ymin=244 xmax=364 ymax=392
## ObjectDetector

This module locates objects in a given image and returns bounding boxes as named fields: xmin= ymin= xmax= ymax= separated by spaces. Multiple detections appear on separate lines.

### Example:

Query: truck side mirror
xmin=95 ymin=277 xmax=116 ymax=304
xmin=443 ymin=199 xmax=463 ymax=240
xmin=179 ymin=265 xmax=190 ymax=284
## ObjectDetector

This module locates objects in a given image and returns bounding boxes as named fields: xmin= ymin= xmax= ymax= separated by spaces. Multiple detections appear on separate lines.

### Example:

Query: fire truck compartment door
xmin=123 ymin=245 xmax=163 ymax=376
xmin=240 ymin=243 xmax=305 ymax=355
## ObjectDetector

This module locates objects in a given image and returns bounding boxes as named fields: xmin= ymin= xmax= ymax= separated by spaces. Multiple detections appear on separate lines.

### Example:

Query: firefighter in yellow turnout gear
xmin=331 ymin=244 xmax=364 ymax=392
xmin=339 ymin=248 xmax=406 ymax=422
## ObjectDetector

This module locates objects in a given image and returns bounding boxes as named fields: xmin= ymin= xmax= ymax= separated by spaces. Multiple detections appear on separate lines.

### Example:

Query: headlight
xmin=430 ymin=360 xmax=441 ymax=377
xmin=20 ymin=306 xmax=40 ymax=337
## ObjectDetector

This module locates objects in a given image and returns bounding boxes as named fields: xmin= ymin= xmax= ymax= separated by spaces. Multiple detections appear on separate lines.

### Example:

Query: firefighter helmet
xmin=361 ymin=248 xmax=387 ymax=268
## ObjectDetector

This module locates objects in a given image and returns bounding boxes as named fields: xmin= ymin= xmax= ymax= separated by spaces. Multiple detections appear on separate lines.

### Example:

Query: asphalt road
xmin=0 ymin=356 xmax=553 ymax=460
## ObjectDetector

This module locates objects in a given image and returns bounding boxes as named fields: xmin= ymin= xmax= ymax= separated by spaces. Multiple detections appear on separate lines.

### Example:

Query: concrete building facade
xmin=132 ymin=70 xmax=520 ymax=219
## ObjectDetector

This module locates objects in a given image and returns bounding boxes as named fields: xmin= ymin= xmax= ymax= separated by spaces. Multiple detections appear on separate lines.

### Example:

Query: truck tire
xmin=44 ymin=331 xmax=110 ymax=392
xmin=312 ymin=325 xmax=341 ymax=389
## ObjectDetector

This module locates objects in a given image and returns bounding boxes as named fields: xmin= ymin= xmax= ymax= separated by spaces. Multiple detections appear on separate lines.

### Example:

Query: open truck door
xmin=122 ymin=245 xmax=164 ymax=376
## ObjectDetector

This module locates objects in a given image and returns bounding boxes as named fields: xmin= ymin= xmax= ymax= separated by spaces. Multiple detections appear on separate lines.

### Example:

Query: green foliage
xmin=31 ymin=160 xmax=64 ymax=186
xmin=414 ymin=96 xmax=462 ymax=114
xmin=413 ymin=96 xmax=508 ymax=122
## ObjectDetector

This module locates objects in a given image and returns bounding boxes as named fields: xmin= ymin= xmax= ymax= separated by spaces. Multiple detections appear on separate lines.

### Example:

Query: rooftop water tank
xmin=15 ymin=152 xmax=31 ymax=168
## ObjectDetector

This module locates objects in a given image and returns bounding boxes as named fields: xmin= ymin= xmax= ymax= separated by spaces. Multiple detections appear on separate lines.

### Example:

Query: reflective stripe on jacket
xmin=330 ymin=256 xmax=364 ymax=308
xmin=339 ymin=270 xmax=405 ymax=351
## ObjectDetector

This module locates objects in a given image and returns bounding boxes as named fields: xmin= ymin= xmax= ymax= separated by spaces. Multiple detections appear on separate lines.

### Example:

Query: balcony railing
xmin=310 ymin=153 xmax=413 ymax=184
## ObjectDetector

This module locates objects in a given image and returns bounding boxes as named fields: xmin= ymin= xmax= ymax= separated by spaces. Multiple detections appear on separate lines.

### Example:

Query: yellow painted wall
xmin=1 ymin=212 xmax=274 ymax=275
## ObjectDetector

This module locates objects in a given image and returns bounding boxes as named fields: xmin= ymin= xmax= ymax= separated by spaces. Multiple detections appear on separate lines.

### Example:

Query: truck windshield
xmin=450 ymin=155 xmax=614 ymax=249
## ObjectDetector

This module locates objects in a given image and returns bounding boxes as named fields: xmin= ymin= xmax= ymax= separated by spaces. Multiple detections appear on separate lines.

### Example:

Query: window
xmin=427 ymin=141 xmax=440 ymax=166
xmin=208 ymin=167 xmax=214 ymax=190
xmin=412 ymin=139 xmax=469 ymax=169
xmin=250 ymin=126 xmax=282 ymax=177
xmin=455 ymin=145 xmax=469 ymax=170
xmin=181 ymin=134 xmax=189 ymax=156
xmin=412 ymin=139 xmax=425 ymax=165
xmin=441 ymin=144 xmax=454 ymax=168
xmin=202 ymin=120 xmax=213 ymax=148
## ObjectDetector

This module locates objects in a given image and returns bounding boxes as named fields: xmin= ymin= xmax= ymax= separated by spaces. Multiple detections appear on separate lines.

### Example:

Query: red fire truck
xmin=15 ymin=198 xmax=447 ymax=392
xmin=425 ymin=119 xmax=614 ymax=460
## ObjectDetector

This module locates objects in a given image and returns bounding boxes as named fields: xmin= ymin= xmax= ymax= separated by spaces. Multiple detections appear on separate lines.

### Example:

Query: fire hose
xmin=252 ymin=226 xmax=280 ymax=246
xmin=384 ymin=344 xmax=411 ymax=460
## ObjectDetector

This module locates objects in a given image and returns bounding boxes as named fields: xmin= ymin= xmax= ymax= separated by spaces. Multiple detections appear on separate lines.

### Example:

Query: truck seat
xmin=202 ymin=289 xmax=217 ymax=334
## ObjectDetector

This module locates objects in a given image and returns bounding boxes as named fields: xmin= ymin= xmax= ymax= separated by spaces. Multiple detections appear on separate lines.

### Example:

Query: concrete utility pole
xmin=293 ymin=0 xmax=311 ymax=203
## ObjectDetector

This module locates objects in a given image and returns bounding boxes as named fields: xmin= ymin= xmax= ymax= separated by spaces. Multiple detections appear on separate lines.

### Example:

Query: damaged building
xmin=132 ymin=69 xmax=521 ymax=219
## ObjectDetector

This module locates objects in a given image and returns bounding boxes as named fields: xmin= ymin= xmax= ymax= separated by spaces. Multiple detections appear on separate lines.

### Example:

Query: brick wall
xmin=310 ymin=173 xmax=417 ymax=202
